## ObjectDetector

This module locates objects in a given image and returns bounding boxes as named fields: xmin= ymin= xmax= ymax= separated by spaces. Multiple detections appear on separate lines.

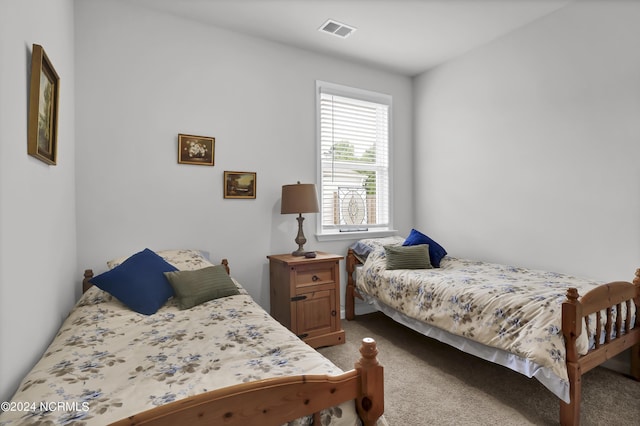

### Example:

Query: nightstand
xmin=267 ymin=252 xmax=345 ymax=348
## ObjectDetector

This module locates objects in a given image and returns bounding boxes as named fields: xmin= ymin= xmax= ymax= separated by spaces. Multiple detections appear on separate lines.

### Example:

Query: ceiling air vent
xmin=319 ymin=19 xmax=356 ymax=38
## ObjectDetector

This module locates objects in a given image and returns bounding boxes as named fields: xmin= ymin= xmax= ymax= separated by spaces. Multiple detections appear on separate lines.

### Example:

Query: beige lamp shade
xmin=281 ymin=183 xmax=319 ymax=214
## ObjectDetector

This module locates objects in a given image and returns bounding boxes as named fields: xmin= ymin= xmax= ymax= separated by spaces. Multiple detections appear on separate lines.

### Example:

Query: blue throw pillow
xmin=403 ymin=229 xmax=447 ymax=268
xmin=90 ymin=248 xmax=177 ymax=315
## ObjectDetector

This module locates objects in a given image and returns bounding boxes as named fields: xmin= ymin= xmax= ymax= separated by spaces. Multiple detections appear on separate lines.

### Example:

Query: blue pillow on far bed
xmin=90 ymin=248 xmax=177 ymax=315
xmin=403 ymin=228 xmax=447 ymax=268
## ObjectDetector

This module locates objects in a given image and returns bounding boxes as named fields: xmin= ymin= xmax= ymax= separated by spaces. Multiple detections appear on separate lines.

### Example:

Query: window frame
xmin=315 ymin=80 xmax=395 ymax=241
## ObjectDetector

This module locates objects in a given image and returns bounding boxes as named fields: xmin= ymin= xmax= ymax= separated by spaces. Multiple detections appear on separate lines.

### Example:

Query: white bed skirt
xmin=359 ymin=293 xmax=570 ymax=403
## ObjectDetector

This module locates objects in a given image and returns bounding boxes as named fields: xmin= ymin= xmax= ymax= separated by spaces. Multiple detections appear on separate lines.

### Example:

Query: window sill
xmin=315 ymin=229 xmax=398 ymax=242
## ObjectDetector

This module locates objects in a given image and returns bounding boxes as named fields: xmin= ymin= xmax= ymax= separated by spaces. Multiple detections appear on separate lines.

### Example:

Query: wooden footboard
xmin=110 ymin=337 xmax=383 ymax=426
xmin=561 ymin=270 xmax=640 ymax=425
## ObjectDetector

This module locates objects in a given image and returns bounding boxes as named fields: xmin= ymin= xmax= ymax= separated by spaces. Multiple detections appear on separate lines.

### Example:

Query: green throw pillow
xmin=164 ymin=265 xmax=240 ymax=309
xmin=384 ymin=244 xmax=432 ymax=270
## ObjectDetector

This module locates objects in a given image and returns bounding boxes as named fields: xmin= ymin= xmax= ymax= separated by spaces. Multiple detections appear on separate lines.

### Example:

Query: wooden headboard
xmin=82 ymin=259 xmax=230 ymax=293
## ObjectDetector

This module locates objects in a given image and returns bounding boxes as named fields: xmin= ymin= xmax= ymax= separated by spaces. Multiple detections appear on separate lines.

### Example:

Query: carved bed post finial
xmin=82 ymin=269 xmax=94 ymax=293
xmin=633 ymin=268 xmax=640 ymax=286
xmin=562 ymin=288 xmax=582 ymax=364
xmin=566 ymin=287 xmax=579 ymax=302
xmin=359 ymin=337 xmax=379 ymax=368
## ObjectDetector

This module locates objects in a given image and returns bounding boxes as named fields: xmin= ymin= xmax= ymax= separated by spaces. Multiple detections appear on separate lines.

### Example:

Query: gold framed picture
xmin=178 ymin=134 xmax=215 ymax=166
xmin=28 ymin=44 xmax=60 ymax=165
xmin=224 ymin=171 xmax=256 ymax=199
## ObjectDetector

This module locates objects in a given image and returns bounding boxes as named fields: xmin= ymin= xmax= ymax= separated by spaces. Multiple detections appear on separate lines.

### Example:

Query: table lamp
xmin=281 ymin=182 xmax=320 ymax=256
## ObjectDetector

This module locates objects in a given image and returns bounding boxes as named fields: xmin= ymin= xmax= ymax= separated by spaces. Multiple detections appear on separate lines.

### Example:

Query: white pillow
xmin=108 ymin=249 xmax=214 ymax=271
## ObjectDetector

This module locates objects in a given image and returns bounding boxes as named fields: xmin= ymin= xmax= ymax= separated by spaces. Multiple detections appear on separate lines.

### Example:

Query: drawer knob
xmin=331 ymin=310 xmax=337 ymax=316
xmin=312 ymin=275 xmax=319 ymax=282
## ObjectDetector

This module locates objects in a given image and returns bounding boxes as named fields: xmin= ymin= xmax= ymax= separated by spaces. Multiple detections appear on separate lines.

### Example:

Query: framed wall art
xmin=224 ymin=171 xmax=256 ymax=199
xmin=178 ymin=134 xmax=215 ymax=165
xmin=28 ymin=44 xmax=60 ymax=165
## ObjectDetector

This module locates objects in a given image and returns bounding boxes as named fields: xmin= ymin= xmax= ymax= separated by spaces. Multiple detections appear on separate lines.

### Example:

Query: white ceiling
xmin=132 ymin=0 xmax=572 ymax=76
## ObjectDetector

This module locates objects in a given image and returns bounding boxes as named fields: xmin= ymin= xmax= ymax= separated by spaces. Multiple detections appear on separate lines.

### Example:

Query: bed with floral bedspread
xmin=349 ymin=236 xmax=638 ymax=407
xmin=0 ymin=250 xmax=383 ymax=426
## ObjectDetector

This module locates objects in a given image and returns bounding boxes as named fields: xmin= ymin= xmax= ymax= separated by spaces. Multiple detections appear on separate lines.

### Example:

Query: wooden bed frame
xmin=108 ymin=342 xmax=382 ymax=426
xmin=345 ymin=248 xmax=640 ymax=426
xmin=82 ymin=262 xmax=384 ymax=426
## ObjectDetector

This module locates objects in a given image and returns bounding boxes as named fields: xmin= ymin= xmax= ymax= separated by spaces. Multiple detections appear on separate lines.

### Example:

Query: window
xmin=316 ymin=81 xmax=392 ymax=237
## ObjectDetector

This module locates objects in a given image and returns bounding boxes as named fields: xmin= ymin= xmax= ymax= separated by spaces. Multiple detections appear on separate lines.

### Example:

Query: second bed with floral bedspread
xmin=353 ymin=237 xmax=636 ymax=404
xmin=0 ymin=250 xmax=365 ymax=426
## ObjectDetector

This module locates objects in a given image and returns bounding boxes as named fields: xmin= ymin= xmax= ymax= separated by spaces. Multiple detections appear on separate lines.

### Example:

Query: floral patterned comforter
xmin=0 ymin=254 xmax=364 ymax=426
xmin=355 ymin=238 xmax=636 ymax=400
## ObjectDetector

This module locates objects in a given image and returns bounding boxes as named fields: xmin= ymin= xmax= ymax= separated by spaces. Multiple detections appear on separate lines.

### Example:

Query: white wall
xmin=0 ymin=0 xmax=77 ymax=403
xmin=414 ymin=1 xmax=640 ymax=283
xmin=74 ymin=0 xmax=413 ymax=308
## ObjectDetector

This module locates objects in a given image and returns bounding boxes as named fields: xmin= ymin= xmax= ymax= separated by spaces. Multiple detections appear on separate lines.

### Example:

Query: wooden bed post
xmin=561 ymin=288 xmax=582 ymax=426
xmin=346 ymin=249 xmax=365 ymax=321
xmin=632 ymin=269 xmax=640 ymax=380
xmin=346 ymin=249 xmax=357 ymax=320
xmin=354 ymin=337 xmax=384 ymax=426
xmin=82 ymin=269 xmax=94 ymax=293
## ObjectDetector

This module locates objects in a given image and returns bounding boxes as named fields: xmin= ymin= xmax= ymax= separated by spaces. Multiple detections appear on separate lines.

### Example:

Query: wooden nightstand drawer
xmin=294 ymin=263 xmax=335 ymax=286
xmin=267 ymin=252 xmax=345 ymax=348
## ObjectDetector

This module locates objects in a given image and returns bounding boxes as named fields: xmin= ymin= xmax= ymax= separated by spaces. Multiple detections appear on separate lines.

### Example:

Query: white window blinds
xmin=317 ymin=83 xmax=391 ymax=233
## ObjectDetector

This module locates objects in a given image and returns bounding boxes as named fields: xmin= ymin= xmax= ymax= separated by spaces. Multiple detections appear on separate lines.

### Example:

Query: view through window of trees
xmin=317 ymin=83 xmax=391 ymax=234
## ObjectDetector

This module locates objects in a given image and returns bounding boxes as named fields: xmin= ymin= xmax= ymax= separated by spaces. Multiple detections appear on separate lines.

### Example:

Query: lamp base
xmin=291 ymin=214 xmax=308 ymax=256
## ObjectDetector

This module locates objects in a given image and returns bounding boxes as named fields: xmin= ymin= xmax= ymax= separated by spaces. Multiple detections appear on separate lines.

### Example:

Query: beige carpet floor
xmin=317 ymin=312 xmax=640 ymax=426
